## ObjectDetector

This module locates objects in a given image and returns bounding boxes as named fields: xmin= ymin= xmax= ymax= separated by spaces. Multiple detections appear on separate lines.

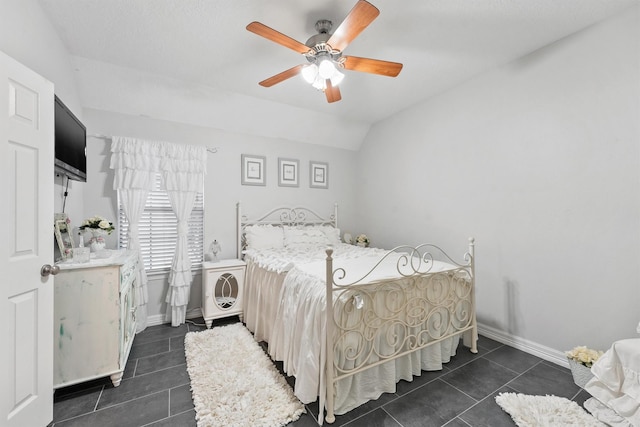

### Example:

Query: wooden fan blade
xmin=247 ymin=22 xmax=310 ymax=54
xmin=342 ymin=56 xmax=403 ymax=77
xmin=259 ymin=64 xmax=305 ymax=87
xmin=324 ymin=80 xmax=342 ymax=103
xmin=327 ymin=0 xmax=380 ymax=52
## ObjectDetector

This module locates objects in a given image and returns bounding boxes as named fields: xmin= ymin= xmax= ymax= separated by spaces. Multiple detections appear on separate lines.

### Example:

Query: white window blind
xmin=118 ymin=174 xmax=204 ymax=273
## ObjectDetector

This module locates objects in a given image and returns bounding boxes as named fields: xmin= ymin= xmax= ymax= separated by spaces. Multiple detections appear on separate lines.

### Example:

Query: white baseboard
xmin=145 ymin=308 xmax=203 ymax=328
xmin=478 ymin=323 xmax=570 ymax=368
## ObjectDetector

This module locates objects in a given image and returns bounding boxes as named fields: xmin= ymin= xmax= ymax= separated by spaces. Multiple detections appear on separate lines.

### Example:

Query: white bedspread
xmin=243 ymin=243 xmax=388 ymax=273
xmin=585 ymin=338 xmax=640 ymax=426
xmin=243 ymin=243 xmax=471 ymax=416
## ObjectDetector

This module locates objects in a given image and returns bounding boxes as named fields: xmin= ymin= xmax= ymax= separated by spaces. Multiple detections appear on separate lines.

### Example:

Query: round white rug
xmin=185 ymin=323 xmax=305 ymax=427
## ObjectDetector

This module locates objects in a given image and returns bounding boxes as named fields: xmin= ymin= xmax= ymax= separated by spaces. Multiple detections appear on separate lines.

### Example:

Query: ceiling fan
xmin=246 ymin=0 xmax=403 ymax=103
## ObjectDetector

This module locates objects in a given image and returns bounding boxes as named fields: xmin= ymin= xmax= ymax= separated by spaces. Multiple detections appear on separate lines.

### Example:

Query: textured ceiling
xmin=38 ymin=0 xmax=637 ymax=149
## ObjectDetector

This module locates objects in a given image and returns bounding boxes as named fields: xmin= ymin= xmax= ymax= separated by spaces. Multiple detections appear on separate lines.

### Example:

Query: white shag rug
xmin=495 ymin=393 xmax=606 ymax=427
xmin=185 ymin=323 xmax=305 ymax=427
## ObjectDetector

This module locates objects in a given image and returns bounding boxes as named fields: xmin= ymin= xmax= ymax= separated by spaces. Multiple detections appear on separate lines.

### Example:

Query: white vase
xmin=88 ymin=229 xmax=107 ymax=253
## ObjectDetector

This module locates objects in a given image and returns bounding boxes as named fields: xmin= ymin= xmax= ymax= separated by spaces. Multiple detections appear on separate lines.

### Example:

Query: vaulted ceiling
xmin=38 ymin=0 xmax=637 ymax=149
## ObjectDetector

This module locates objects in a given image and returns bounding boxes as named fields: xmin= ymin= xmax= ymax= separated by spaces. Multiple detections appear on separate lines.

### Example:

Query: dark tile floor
xmin=50 ymin=317 xmax=592 ymax=427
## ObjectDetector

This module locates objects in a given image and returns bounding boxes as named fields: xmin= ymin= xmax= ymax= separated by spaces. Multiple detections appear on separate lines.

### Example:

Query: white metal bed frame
xmin=236 ymin=202 xmax=477 ymax=424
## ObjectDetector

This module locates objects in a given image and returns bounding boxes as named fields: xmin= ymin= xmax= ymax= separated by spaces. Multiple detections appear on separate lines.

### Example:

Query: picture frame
xmin=54 ymin=213 xmax=74 ymax=260
xmin=241 ymin=154 xmax=266 ymax=186
xmin=278 ymin=158 xmax=299 ymax=187
xmin=309 ymin=161 xmax=329 ymax=189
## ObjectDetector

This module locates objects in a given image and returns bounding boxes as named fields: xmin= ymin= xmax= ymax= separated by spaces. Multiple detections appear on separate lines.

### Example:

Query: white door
xmin=0 ymin=51 xmax=55 ymax=427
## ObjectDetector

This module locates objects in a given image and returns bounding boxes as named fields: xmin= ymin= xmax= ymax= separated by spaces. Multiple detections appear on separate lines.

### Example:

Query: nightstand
xmin=201 ymin=259 xmax=246 ymax=328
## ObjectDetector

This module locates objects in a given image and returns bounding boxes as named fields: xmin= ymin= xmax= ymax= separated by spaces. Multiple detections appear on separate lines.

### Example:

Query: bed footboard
xmin=323 ymin=238 xmax=477 ymax=424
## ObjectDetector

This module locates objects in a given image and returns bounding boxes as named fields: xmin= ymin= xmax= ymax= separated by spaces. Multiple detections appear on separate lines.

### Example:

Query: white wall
xmin=82 ymin=108 xmax=358 ymax=321
xmin=0 ymin=0 xmax=85 ymax=226
xmin=358 ymin=7 xmax=640 ymax=355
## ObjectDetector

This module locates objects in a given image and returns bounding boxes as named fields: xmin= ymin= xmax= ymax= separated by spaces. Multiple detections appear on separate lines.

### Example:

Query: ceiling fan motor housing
xmin=305 ymin=20 xmax=344 ymax=66
xmin=315 ymin=19 xmax=333 ymax=34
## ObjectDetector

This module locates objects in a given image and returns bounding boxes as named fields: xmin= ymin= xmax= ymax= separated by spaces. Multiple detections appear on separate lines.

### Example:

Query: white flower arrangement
xmin=355 ymin=234 xmax=370 ymax=246
xmin=566 ymin=346 xmax=603 ymax=368
xmin=79 ymin=215 xmax=115 ymax=234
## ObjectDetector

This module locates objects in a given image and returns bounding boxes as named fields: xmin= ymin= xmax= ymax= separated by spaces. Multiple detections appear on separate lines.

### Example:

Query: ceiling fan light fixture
xmin=330 ymin=69 xmax=344 ymax=86
xmin=311 ymin=75 xmax=326 ymax=91
xmin=302 ymin=61 xmax=342 ymax=90
xmin=318 ymin=58 xmax=337 ymax=79
xmin=301 ymin=64 xmax=318 ymax=83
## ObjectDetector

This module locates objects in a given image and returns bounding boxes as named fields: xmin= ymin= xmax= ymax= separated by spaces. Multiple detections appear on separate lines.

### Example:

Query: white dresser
xmin=54 ymin=250 xmax=138 ymax=388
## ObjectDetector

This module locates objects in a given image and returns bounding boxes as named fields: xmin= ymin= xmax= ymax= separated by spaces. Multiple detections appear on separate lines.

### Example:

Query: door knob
xmin=41 ymin=264 xmax=60 ymax=277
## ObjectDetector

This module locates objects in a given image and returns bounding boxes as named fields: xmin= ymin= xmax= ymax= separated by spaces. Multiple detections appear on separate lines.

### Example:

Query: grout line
xmin=382 ymin=407 xmax=404 ymax=427
xmin=454 ymin=416 xmax=474 ymax=426
xmin=140 ymin=408 xmax=196 ymax=427
xmin=167 ymin=386 xmax=171 ymax=417
xmin=133 ymin=345 xmax=185 ymax=374
xmin=439 ymin=377 xmax=480 ymax=403
xmin=502 ymin=359 xmax=546 ymax=388
xmin=94 ymin=364 xmax=190 ymax=413
xmin=454 ymin=383 xmax=511 ymax=421
xmin=87 ymin=390 xmax=172 ymax=425
xmin=395 ymin=374 xmax=442 ymax=398
xmin=305 ymin=404 xmax=319 ymax=424
xmin=93 ymin=385 xmax=105 ymax=412
xmin=132 ymin=358 xmax=139 ymax=378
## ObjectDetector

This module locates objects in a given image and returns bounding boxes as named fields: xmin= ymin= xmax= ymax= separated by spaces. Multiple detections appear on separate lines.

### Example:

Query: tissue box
xmin=72 ymin=247 xmax=90 ymax=263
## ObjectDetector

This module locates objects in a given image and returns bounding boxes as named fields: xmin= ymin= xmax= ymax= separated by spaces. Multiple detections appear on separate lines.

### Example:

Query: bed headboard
xmin=236 ymin=202 xmax=338 ymax=259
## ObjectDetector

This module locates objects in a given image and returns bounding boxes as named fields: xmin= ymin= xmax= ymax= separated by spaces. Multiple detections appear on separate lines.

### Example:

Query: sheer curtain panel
xmin=161 ymin=144 xmax=207 ymax=326
xmin=117 ymin=188 xmax=150 ymax=332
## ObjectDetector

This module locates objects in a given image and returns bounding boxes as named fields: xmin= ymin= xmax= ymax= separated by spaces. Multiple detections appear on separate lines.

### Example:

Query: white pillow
xmin=319 ymin=225 xmax=341 ymax=246
xmin=283 ymin=226 xmax=330 ymax=247
xmin=245 ymin=224 xmax=284 ymax=249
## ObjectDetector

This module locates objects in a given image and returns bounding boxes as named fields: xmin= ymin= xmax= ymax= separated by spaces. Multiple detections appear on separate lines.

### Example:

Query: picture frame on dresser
xmin=241 ymin=154 xmax=266 ymax=186
xmin=54 ymin=213 xmax=74 ymax=260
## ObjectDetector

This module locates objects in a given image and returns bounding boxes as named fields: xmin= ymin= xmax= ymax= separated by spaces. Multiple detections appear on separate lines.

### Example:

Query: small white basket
xmin=568 ymin=358 xmax=594 ymax=388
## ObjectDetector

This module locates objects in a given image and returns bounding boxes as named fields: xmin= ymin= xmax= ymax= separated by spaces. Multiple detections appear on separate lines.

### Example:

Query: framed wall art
xmin=309 ymin=161 xmax=329 ymax=189
xmin=278 ymin=158 xmax=299 ymax=187
xmin=241 ymin=154 xmax=266 ymax=186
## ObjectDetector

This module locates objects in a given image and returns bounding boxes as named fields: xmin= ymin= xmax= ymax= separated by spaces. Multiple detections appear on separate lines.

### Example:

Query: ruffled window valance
xmin=111 ymin=136 xmax=206 ymax=191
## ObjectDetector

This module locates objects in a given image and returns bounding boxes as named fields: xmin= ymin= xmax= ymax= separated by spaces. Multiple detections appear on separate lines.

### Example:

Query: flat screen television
xmin=54 ymin=95 xmax=87 ymax=182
